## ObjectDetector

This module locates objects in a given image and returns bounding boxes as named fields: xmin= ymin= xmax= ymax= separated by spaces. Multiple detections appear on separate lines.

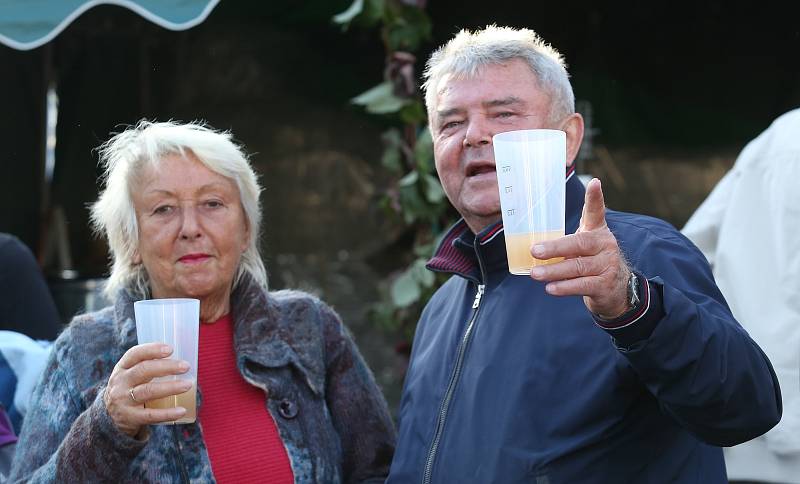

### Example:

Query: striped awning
xmin=0 ymin=0 xmax=219 ymax=50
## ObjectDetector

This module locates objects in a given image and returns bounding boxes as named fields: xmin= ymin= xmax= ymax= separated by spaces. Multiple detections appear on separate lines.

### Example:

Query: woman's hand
xmin=103 ymin=343 xmax=192 ymax=437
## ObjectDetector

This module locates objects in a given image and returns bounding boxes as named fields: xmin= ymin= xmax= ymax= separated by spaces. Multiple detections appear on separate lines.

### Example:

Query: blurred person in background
xmin=9 ymin=121 xmax=395 ymax=483
xmin=0 ymin=233 xmax=61 ymax=341
xmin=0 ymin=403 xmax=15 ymax=483
xmin=0 ymin=234 xmax=58 ymax=462
xmin=387 ymin=25 xmax=781 ymax=483
xmin=683 ymin=108 xmax=800 ymax=484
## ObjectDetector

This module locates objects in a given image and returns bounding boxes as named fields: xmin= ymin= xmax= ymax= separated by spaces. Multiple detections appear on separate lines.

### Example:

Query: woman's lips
xmin=178 ymin=254 xmax=210 ymax=264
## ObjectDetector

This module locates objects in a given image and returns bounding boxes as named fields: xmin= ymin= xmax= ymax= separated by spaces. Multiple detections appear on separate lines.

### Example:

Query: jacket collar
xmin=427 ymin=168 xmax=586 ymax=279
xmin=113 ymin=274 xmax=325 ymax=397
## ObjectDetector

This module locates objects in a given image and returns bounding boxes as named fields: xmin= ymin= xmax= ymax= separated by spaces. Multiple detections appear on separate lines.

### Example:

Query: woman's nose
xmin=179 ymin=207 xmax=202 ymax=240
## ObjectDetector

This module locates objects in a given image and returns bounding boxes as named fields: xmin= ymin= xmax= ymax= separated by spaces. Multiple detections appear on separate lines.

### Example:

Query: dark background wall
xmin=1 ymin=0 xmax=798 ymax=409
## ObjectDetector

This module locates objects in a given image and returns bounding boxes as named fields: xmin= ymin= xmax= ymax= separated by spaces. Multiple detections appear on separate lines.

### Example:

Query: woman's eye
xmin=153 ymin=205 xmax=173 ymax=215
xmin=205 ymin=200 xmax=223 ymax=209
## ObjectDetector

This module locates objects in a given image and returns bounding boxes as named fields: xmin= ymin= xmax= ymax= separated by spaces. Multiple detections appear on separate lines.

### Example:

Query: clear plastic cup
xmin=133 ymin=298 xmax=199 ymax=424
xmin=493 ymin=129 xmax=566 ymax=275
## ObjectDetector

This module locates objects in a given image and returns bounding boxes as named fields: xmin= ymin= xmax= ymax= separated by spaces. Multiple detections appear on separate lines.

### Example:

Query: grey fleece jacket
xmin=9 ymin=276 xmax=396 ymax=483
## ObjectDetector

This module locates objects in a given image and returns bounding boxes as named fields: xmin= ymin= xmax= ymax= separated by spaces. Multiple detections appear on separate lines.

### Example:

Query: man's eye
xmin=205 ymin=200 xmax=224 ymax=209
xmin=441 ymin=120 xmax=462 ymax=131
xmin=496 ymin=112 xmax=516 ymax=119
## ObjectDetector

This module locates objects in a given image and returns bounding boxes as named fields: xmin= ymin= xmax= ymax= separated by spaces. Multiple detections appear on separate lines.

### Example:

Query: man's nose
xmin=463 ymin=117 xmax=492 ymax=148
xmin=179 ymin=206 xmax=202 ymax=240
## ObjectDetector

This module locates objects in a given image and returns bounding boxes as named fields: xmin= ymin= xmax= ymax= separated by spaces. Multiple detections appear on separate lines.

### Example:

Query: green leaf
xmin=380 ymin=128 xmax=403 ymax=172
xmin=364 ymin=0 xmax=386 ymax=24
xmin=385 ymin=6 xmax=432 ymax=51
xmin=399 ymin=101 xmax=427 ymax=125
xmin=422 ymin=173 xmax=445 ymax=203
xmin=398 ymin=170 xmax=418 ymax=187
xmin=398 ymin=184 xmax=423 ymax=224
xmin=414 ymin=128 xmax=433 ymax=172
xmin=412 ymin=258 xmax=435 ymax=287
xmin=381 ymin=146 xmax=402 ymax=173
xmin=351 ymin=82 xmax=409 ymax=114
xmin=332 ymin=0 xmax=363 ymax=26
xmin=413 ymin=241 xmax=434 ymax=258
xmin=391 ymin=269 xmax=421 ymax=307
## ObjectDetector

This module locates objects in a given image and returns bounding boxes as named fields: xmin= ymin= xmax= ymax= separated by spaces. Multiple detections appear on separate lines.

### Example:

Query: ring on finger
xmin=129 ymin=386 xmax=139 ymax=403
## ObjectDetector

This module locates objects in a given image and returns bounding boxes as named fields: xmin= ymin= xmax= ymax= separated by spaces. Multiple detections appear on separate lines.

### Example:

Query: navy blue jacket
xmin=388 ymin=174 xmax=781 ymax=484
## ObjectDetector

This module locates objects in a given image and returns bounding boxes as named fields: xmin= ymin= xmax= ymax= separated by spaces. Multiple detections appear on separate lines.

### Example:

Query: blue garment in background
xmin=0 ymin=331 xmax=52 ymax=434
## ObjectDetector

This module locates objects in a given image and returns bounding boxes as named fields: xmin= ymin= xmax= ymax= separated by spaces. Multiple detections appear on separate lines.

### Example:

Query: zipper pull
xmin=472 ymin=284 xmax=485 ymax=309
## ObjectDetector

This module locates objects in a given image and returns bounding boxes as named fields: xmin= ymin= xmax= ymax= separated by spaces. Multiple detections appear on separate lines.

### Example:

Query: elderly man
xmin=387 ymin=26 xmax=781 ymax=483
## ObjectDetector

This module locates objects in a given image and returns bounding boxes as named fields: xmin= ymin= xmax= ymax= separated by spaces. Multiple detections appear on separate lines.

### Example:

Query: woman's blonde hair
xmin=90 ymin=120 xmax=266 ymax=299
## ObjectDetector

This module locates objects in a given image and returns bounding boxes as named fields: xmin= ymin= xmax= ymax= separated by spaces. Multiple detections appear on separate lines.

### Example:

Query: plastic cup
xmin=493 ymin=129 xmax=566 ymax=275
xmin=133 ymin=298 xmax=199 ymax=424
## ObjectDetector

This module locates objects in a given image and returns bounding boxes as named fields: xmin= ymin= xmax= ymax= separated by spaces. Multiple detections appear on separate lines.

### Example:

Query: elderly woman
xmin=9 ymin=121 xmax=395 ymax=483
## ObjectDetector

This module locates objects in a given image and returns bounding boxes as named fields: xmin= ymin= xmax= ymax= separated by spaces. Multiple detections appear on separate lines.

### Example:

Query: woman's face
xmin=131 ymin=152 xmax=249 ymax=302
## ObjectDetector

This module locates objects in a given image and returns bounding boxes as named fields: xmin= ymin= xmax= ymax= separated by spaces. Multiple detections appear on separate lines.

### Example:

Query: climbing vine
xmin=333 ymin=0 xmax=454 ymax=342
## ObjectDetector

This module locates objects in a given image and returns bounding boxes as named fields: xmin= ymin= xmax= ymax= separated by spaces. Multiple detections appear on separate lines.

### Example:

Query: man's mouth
xmin=466 ymin=164 xmax=496 ymax=177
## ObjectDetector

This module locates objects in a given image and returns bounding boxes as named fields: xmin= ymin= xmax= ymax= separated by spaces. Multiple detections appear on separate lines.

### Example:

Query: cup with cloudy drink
xmin=133 ymin=298 xmax=199 ymax=424
xmin=493 ymin=129 xmax=566 ymax=275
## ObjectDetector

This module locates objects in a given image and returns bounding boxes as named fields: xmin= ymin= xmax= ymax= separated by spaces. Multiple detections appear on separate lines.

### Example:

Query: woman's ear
xmin=241 ymin=218 xmax=250 ymax=254
xmin=132 ymin=249 xmax=142 ymax=265
xmin=560 ymin=113 xmax=585 ymax=168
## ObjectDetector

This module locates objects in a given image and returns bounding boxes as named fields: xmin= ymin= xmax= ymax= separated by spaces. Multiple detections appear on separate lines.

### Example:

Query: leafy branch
xmin=333 ymin=0 xmax=452 ymax=342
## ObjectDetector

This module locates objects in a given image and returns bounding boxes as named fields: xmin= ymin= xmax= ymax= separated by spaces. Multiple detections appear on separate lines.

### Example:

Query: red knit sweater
xmin=198 ymin=314 xmax=294 ymax=484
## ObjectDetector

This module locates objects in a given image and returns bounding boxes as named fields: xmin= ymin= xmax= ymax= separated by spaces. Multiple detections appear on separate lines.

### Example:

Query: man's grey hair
xmin=422 ymin=25 xmax=575 ymax=124
xmin=90 ymin=120 xmax=267 ymax=300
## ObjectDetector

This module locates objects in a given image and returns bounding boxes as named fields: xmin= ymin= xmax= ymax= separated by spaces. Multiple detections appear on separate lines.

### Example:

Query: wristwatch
xmin=626 ymin=270 xmax=641 ymax=310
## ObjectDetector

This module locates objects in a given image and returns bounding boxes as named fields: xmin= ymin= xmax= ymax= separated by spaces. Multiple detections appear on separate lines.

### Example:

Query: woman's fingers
xmin=117 ymin=342 xmax=172 ymax=370
xmin=128 ymin=358 xmax=190 ymax=386
xmin=104 ymin=342 xmax=194 ymax=437
xmin=138 ymin=406 xmax=188 ymax=425
xmin=132 ymin=379 xmax=193 ymax=405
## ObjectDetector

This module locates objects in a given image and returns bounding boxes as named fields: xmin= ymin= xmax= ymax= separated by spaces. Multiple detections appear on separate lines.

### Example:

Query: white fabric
xmin=0 ymin=331 xmax=52 ymax=418
xmin=683 ymin=108 xmax=800 ymax=483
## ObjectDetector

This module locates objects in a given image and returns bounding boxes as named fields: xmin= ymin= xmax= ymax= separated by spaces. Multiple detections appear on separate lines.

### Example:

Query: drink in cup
xmin=493 ymin=129 xmax=566 ymax=275
xmin=133 ymin=298 xmax=199 ymax=424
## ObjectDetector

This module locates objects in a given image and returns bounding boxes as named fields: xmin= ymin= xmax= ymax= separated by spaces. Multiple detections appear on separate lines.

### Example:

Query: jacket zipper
xmin=421 ymin=281 xmax=486 ymax=484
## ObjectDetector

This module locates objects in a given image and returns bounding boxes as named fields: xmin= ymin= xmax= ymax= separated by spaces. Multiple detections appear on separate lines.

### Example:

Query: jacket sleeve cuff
xmin=84 ymin=388 xmax=149 ymax=457
xmin=592 ymin=273 xmax=665 ymax=348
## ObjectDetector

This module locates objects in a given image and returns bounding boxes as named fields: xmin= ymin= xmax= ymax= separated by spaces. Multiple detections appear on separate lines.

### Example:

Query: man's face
xmin=431 ymin=59 xmax=556 ymax=233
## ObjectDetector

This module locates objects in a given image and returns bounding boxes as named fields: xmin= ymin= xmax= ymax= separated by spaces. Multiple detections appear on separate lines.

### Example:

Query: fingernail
xmin=530 ymin=267 xmax=544 ymax=278
xmin=178 ymin=361 xmax=190 ymax=372
xmin=179 ymin=380 xmax=193 ymax=391
xmin=174 ymin=407 xmax=187 ymax=416
xmin=532 ymin=245 xmax=545 ymax=257
xmin=161 ymin=345 xmax=172 ymax=356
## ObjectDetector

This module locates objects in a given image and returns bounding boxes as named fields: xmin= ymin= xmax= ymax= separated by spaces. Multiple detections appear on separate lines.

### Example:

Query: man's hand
xmin=529 ymin=178 xmax=633 ymax=319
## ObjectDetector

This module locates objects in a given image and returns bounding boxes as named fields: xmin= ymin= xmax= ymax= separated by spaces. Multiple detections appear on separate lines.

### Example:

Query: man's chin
xmin=460 ymin=209 xmax=501 ymax=234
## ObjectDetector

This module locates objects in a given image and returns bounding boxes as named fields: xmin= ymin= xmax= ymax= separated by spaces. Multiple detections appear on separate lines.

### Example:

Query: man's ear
xmin=560 ymin=113 xmax=584 ymax=168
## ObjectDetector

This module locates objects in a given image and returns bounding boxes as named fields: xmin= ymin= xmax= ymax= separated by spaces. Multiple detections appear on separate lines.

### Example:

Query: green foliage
xmin=383 ymin=3 xmax=432 ymax=51
xmin=333 ymin=0 xmax=452 ymax=342
xmin=332 ymin=0 xmax=384 ymax=29
xmin=351 ymin=82 xmax=411 ymax=114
